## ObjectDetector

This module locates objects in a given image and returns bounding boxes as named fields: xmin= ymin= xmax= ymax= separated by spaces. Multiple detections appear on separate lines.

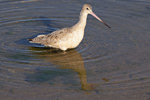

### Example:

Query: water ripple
xmin=0 ymin=0 xmax=150 ymax=96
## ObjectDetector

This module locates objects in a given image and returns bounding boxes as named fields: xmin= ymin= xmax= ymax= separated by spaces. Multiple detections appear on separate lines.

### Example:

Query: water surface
xmin=0 ymin=0 xmax=150 ymax=100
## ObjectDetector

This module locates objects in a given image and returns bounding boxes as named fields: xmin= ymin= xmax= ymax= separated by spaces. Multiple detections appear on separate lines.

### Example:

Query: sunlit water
xmin=0 ymin=0 xmax=150 ymax=100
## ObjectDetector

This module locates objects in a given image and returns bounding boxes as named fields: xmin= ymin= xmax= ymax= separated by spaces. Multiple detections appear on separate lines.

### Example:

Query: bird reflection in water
xmin=29 ymin=47 xmax=95 ymax=91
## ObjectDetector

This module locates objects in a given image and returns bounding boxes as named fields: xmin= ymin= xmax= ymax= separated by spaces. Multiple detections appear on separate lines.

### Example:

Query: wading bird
xmin=29 ymin=4 xmax=110 ymax=51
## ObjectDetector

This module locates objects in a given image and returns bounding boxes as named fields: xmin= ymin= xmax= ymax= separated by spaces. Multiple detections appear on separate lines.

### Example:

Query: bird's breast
xmin=69 ymin=30 xmax=84 ymax=48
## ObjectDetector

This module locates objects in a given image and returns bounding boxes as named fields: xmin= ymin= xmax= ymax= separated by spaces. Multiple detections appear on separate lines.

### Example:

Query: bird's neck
xmin=73 ymin=10 xmax=88 ymax=31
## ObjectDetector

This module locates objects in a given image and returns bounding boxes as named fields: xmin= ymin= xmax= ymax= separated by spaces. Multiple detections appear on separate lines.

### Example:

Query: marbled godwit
xmin=29 ymin=4 xmax=110 ymax=51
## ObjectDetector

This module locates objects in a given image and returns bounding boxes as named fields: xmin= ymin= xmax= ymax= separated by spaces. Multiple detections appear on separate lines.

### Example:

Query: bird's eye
xmin=86 ymin=8 xmax=89 ymax=10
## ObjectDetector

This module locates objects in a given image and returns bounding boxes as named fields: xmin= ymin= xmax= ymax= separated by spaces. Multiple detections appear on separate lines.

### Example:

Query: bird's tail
xmin=28 ymin=38 xmax=33 ymax=42
xmin=28 ymin=35 xmax=46 ymax=44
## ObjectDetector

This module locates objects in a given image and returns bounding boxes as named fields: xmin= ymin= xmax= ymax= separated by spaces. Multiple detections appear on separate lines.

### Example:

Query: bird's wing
xmin=45 ymin=28 xmax=71 ymax=45
xmin=30 ymin=27 xmax=72 ymax=47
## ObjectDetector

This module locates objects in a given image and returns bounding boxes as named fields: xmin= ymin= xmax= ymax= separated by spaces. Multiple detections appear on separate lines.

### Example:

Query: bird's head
xmin=82 ymin=4 xmax=111 ymax=28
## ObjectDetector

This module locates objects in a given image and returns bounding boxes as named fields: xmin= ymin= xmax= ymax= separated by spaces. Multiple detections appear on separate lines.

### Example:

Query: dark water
xmin=0 ymin=0 xmax=150 ymax=100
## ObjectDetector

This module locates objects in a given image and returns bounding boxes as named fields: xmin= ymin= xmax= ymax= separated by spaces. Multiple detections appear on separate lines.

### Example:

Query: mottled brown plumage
xmin=29 ymin=4 xmax=110 ymax=51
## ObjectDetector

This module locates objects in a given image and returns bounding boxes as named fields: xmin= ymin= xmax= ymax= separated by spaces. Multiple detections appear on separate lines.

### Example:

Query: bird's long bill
xmin=90 ymin=12 xmax=111 ymax=28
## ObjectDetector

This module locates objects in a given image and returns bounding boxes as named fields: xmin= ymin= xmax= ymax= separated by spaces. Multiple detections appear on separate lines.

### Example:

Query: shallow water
xmin=0 ymin=0 xmax=150 ymax=100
